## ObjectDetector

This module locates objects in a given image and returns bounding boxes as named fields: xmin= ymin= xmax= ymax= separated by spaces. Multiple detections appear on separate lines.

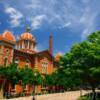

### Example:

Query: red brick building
xmin=0 ymin=28 xmax=60 ymax=94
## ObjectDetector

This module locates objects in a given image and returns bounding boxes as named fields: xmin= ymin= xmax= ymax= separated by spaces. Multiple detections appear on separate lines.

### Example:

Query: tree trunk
xmin=80 ymin=88 xmax=82 ymax=97
xmin=0 ymin=85 xmax=4 ymax=99
xmin=92 ymin=87 xmax=96 ymax=100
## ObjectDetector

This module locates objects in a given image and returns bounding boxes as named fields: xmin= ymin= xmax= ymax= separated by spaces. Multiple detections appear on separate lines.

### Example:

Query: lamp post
xmin=34 ymin=72 xmax=37 ymax=94
xmin=32 ymin=72 xmax=37 ymax=100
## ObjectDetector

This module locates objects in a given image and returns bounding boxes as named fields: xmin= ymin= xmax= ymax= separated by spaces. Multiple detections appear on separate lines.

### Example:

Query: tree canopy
xmin=53 ymin=31 xmax=100 ymax=99
xmin=0 ymin=64 xmax=43 ymax=87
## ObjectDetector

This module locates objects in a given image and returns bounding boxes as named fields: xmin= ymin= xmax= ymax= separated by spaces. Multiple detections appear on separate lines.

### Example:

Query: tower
xmin=49 ymin=33 xmax=53 ymax=54
xmin=0 ymin=31 xmax=16 ymax=66
xmin=16 ymin=27 xmax=37 ymax=53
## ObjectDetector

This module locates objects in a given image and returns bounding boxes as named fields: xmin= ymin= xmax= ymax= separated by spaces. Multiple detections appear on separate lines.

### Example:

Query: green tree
xmin=0 ymin=64 xmax=43 ymax=98
xmin=44 ymin=74 xmax=51 ymax=86
xmin=32 ymin=70 xmax=43 ymax=93
xmin=51 ymin=67 xmax=81 ymax=91
xmin=60 ymin=31 xmax=100 ymax=100
xmin=16 ymin=67 xmax=43 ymax=93
xmin=0 ymin=64 xmax=19 ymax=98
xmin=0 ymin=66 xmax=6 ymax=98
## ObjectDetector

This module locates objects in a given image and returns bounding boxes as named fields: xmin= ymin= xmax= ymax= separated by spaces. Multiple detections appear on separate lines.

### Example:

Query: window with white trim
xmin=25 ymin=59 xmax=30 ymax=67
xmin=42 ymin=62 xmax=48 ymax=74
xmin=15 ymin=58 xmax=19 ymax=64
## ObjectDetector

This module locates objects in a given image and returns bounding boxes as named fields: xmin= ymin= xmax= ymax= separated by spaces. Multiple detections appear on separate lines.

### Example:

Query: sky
xmin=0 ymin=0 xmax=100 ymax=55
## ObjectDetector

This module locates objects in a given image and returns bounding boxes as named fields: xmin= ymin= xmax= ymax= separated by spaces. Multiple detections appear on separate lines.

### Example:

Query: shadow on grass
xmin=78 ymin=92 xmax=100 ymax=100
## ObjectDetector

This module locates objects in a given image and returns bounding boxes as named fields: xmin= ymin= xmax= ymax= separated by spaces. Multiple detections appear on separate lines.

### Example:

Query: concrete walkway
xmin=0 ymin=90 xmax=91 ymax=100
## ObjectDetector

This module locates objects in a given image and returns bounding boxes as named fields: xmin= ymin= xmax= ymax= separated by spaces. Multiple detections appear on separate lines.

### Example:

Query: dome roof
xmin=55 ymin=53 xmax=62 ymax=61
xmin=2 ymin=31 xmax=16 ymax=42
xmin=20 ymin=32 xmax=35 ymax=41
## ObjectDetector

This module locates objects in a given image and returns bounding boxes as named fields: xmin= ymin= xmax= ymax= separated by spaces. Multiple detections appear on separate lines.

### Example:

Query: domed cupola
xmin=0 ymin=30 xmax=16 ymax=47
xmin=20 ymin=31 xmax=34 ymax=41
xmin=0 ymin=30 xmax=16 ymax=43
xmin=16 ymin=27 xmax=37 ymax=53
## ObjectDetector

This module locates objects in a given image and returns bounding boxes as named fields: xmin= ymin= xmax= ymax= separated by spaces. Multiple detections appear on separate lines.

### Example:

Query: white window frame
xmin=15 ymin=57 xmax=19 ymax=64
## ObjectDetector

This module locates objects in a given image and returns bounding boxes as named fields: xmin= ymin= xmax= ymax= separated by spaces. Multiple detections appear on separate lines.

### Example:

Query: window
xmin=42 ymin=83 xmax=47 ymax=89
xmin=42 ymin=62 xmax=48 ymax=74
xmin=6 ymin=49 xmax=9 ymax=53
xmin=24 ymin=40 xmax=28 ymax=48
xmin=15 ymin=58 xmax=19 ymax=64
xmin=25 ymin=59 xmax=30 ymax=67
xmin=4 ymin=58 xmax=7 ymax=66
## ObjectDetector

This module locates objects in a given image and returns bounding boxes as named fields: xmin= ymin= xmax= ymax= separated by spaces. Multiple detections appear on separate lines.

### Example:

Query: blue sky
xmin=0 ymin=0 xmax=100 ymax=55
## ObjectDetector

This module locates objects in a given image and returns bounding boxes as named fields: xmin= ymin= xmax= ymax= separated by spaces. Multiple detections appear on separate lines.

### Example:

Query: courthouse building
xmin=0 ymin=28 xmax=60 ymax=94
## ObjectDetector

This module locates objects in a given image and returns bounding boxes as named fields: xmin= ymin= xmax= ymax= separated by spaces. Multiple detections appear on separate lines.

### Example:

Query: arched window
xmin=4 ymin=58 xmax=7 ymax=66
xmin=24 ymin=40 xmax=28 ymax=48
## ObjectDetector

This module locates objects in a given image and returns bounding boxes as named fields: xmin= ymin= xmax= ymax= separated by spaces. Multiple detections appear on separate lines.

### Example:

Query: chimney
xmin=49 ymin=33 xmax=53 ymax=54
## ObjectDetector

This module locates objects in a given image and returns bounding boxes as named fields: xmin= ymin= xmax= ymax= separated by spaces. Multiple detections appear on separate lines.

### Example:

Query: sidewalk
xmin=0 ymin=90 xmax=91 ymax=100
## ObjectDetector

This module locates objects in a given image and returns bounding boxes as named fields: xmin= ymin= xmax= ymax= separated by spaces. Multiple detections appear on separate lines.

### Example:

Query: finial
xmin=26 ymin=27 xmax=31 ymax=32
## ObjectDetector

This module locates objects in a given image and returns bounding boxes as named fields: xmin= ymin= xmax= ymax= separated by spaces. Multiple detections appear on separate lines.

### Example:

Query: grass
xmin=78 ymin=92 xmax=100 ymax=100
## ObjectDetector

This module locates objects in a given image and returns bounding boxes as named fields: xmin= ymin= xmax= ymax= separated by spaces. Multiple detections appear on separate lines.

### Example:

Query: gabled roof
xmin=14 ymin=49 xmax=55 ymax=61
xmin=33 ymin=50 xmax=55 ymax=61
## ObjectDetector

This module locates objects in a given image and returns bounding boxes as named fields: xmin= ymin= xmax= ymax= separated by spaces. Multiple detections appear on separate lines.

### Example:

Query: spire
xmin=49 ymin=33 xmax=53 ymax=54
xmin=26 ymin=27 xmax=31 ymax=33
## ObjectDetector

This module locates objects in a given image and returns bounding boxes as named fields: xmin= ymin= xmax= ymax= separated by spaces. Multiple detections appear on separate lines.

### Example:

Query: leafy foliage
xmin=49 ymin=31 xmax=100 ymax=95
xmin=0 ymin=64 xmax=43 ymax=87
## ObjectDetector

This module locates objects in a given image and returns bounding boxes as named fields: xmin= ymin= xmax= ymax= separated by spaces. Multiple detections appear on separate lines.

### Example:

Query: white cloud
xmin=31 ymin=15 xmax=46 ymax=30
xmin=59 ymin=22 xmax=71 ymax=29
xmin=79 ymin=7 xmax=98 ymax=40
xmin=2 ymin=1 xmax=86 ymax=30
xmin=2 ymin=0 xmax=100 ymax=40
xmin=5 ymin=7 xmax=23 ymax=27
xmin=36 ymin=43 xmax=45 ymax=52
xmin=22 ymin=0 xmax=99 ymax=38
xmin=81 ymin=29 xmax=90 ymax=40
xmin=82 ymin=0 xmax=90 ymax=4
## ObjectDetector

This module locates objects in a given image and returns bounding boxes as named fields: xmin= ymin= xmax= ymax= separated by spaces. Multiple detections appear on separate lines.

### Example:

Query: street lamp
xmin=34 ymin=72 xmax=37 ymax=94
xmin=32 ymin=72 xmax=37 ymax=100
